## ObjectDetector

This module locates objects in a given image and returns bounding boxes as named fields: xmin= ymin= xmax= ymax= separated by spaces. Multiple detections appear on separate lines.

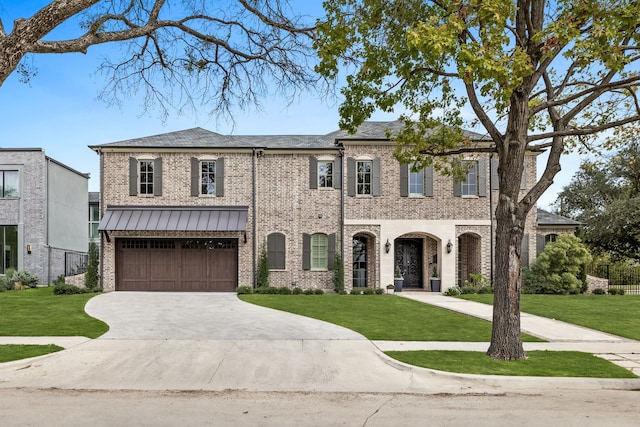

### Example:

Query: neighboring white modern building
xmin=0 ymin=149 xmax=89 ymax=284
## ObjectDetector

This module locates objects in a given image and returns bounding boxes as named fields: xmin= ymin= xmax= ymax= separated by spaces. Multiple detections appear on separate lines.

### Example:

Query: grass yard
xmin=239 ymin=294 xmax=543 ymax=342
xmin=459 ymin=294 xmax=640 ymax=341
xmin=0 ymin=344 xmax=63 ymax=363
xmin=385 ymin=350 xmax=637 ymax=378
xmin=0 ymin=287 xmax=108 ymax=338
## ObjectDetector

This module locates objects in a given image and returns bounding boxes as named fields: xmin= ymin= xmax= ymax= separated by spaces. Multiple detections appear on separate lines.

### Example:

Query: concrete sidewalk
xmin=394 ymin=291 xmax=640 ymax=375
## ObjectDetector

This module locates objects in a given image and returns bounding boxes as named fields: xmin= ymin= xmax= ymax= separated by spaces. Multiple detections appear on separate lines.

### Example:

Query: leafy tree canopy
xmin=316 ymin=0 xmax=640 ymax=361
xmin=555 ymin=137 xmax=640 ymax=260
xmin=0 ymin=0 xmax=319 ymax=119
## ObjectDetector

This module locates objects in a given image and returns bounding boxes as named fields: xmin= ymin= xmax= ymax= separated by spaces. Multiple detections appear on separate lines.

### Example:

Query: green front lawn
xmin=240 ymin=294 xmax=543 ymax=342
xmin=0 ymin=344 xmax=64 ymax=363
xmin=386 ymin=350 xmax=637 ymax=378
xmin=459 ymin=294 xmax=640 ymax=341
xmin=0 ymin=287 xmax=108 ymax=338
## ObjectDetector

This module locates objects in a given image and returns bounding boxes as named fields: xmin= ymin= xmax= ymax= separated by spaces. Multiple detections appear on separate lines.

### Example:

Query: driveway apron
xmin=84 ymin=292 xmax=365 ymax=340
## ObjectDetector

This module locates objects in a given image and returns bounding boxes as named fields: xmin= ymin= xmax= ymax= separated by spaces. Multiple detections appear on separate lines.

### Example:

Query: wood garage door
xmin=116 ymin=239 xmax=238 ymax=291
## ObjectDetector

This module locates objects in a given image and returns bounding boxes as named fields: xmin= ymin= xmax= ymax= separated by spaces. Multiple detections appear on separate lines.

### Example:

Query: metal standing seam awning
xmin=98 ymin=206 xmax=249 ymax=233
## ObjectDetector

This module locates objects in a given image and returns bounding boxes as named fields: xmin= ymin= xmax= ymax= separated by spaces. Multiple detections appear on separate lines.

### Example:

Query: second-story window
xmin=0 ymin=171 xmax=19 ymax=198
xmin=409 ymin=163 xmax=424 ymax=196
xmin=191 ymin=157 xmax=224 ymax=197
xmin=318 ymin=161 xmax=333 ymax=188
xmin=356 ymin=160 xmax=372 ymax=195
xmin=461 ymin=161 xmax=478 ymax=196
xmin=200 ymin=161 xmax=216 ymax=195
xmin=139 ymin=160 xmax=154 ymax=195
xmin=129 ymin=157 xmax=162 ymax=196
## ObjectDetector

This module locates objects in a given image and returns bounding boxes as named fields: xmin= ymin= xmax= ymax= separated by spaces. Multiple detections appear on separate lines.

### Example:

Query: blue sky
xmin=0 ymin=1 xmax=582 ymax=208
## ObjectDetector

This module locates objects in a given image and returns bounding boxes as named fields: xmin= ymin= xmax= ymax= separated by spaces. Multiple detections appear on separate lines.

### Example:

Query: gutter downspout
xmin=252 ymin=148 xmax=257 ymax=288
xmin=339 ymin=145 xmax=345 ymax=273
xmin=98 ymin=149 xmax=104 ymax=290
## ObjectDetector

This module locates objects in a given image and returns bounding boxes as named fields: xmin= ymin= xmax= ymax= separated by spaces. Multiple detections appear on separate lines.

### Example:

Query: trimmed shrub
xmin=84 ymin=242 xmax=99 ymax=290
xmin=292 ymin=287 xmax=304 ymax=295
xmin=444 ymin=287 xmax=462 ymax=296
xmin=350 ymin=288 xmax=362 ymax=295
xmin=332 ymin=253 xmax=344 ymax=294
xmin=236 ymin=286 xmax=253 ymax=294
xmin=592 ymin=288 xmax=606 ymax=295
xmin=362 ymin=287 xmax=374 ymax=295
xmin=460 ymin=285 xmax=477 ymax=294
xmin=374 ymin=288 xmax=384 ymax=295
xmin=13 ymin=269 xmax=39 ymax=289
xmin=278 ymin=287 xmax=292 ymax=295
xmin=53 ymin=284 xmax=88 ymax=295
xmin=303 ymin=289 xmax=315 ymax=295
xmin=256 ymin=246 xmax=270 ymax=288
xmin=313 ymin=289 xmax=324 ymax=295
xmin=523 ymin=234 xmax=592 ymax=294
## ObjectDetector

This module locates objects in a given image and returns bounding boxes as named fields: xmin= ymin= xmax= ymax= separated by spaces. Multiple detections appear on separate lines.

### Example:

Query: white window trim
xmin=355 ymin=157 xmax=374 ymax=197
xmin=461 ymin=160 xmax=479 ymax=197
xmin=137 ymin=159 xmax=155 ymax=197
xmin=317 ymin=158 xmax=334 ymax=190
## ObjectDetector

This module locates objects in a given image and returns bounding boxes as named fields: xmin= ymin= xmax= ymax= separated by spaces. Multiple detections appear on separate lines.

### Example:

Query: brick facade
xmin=93 ymin=124 xmax=538 ymax=292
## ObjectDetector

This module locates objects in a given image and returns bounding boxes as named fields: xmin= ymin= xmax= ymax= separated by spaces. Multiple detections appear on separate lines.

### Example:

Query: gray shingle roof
xmin=537 ymin=209 xmax=581 ymax=226
xmin=90 ymin=121 xmax=492 ymax=150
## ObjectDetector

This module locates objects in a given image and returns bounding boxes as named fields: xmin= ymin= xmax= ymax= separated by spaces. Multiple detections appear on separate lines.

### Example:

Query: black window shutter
xmin=347 ymin=157 xmax=356 ymax=197
xmin=153 ymin=157 xmax=163 ymax=196
xmin=333 ymin=157 xmax=342 ymax=189
xmin=327 ymin=233 xmax=336 ymax=270
xmin=491 ymin=158 xmax=499 ymax=190
xmin=536 ymin=234 xmax=546 ymax=258
xmin=309 ymin=156 xmax=318 ymax=189
xmin=424 ymin=165 xmax=434 ymax=197
xmin=191 ymin=157 xmax=200 ymax=196
xmin=477 ymin=159 xmax=486 ymax=197
xmin=129 ymin=157 xmax=137 ymax=196
xmin=216 ymin=157 xmax=224 ymax=196
xmin=302 ymin=233 xmax=311 ymax=270
xmin=521 ymin=234 xmax=530 ymax=267
xmin=268 ymin=233 xmax=286 ymax=270
xmin=453 ymin=180 xmax=462 ymax=197
xmin=399 ymin=163 xmax=409 ymax=197
xmin=372 ymin=157 xmax=381 ymax=196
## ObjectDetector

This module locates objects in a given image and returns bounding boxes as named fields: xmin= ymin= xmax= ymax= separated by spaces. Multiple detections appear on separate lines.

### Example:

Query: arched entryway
xmin=394 ymin=234 xmax=440 ymax=290
xmin=457 ymin=232 xmax=482 ymax=286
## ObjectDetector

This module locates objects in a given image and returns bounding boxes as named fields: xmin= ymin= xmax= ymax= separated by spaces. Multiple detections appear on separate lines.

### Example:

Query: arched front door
xmin=394 ymin=238 xmax=423 ymax=288
xmin=352 ymin=236 xmax=368 ymax=288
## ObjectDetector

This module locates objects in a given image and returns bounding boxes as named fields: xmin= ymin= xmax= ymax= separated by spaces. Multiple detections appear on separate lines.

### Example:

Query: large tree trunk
xmin=487 ymin=197 xmax=527 ymax=360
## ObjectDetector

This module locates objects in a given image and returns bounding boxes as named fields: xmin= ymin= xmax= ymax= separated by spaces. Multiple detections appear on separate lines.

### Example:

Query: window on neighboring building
xmin=200 ymin=161 xmax=216 ymax=195
xmin=0 ymin=225 xmax=18 ymax=274
xmin=267 ymin=233 xmax=286 ymax=270
xmin=311 ymin=233 xmax=328 ymax=270
xmin=409 ymin=163 xmax=424 ymax=196
xmin=318 ymin=161 xmax=333 ymax=188
xmin=0 ymin=171 xmax=19 ymax=198
xmin=356 ymin=160 xmax=372 ymax=195
xmin=89 ymin=203 xmax=100 ymax=244
xmin=545 ymin=234 xmax=558 ymax=244
xmin=139 ymin=160 xmax=154 ymax=195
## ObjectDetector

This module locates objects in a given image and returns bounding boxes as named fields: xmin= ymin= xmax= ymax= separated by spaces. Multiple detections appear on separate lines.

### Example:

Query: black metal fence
xmin=65 ymin=251 xmax=88 ymax=276
xmin=586 ymin=263 xmax=640 ymax=293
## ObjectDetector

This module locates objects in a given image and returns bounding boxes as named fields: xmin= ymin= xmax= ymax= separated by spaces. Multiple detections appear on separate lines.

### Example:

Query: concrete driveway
xmin=84 ymin=292 xmax=365 ymax=340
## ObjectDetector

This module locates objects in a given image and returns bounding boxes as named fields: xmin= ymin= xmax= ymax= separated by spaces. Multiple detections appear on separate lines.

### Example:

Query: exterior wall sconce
xmin=27 ymin=244 xmax=32 ymax=254
xmin=384 ymin=239 xmax=391 ymax=253
xmin=446 ymin=239 xmax=453 ymax=254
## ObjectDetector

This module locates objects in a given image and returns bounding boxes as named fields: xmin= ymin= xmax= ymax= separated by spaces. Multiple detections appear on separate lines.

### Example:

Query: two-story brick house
xmin=91 ymin=121 xmax=537 ymax=292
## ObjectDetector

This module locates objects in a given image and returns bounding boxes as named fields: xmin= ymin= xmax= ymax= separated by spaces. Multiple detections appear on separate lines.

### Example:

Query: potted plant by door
xmin=394 ymin=266 xmax=404 ymax=292
xmin=430 ymin=266 xmax=441 ymax=292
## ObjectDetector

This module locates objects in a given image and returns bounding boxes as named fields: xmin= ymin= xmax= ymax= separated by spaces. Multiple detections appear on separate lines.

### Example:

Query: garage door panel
xmin=116 ymin=239 xmax=237 ymax=292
